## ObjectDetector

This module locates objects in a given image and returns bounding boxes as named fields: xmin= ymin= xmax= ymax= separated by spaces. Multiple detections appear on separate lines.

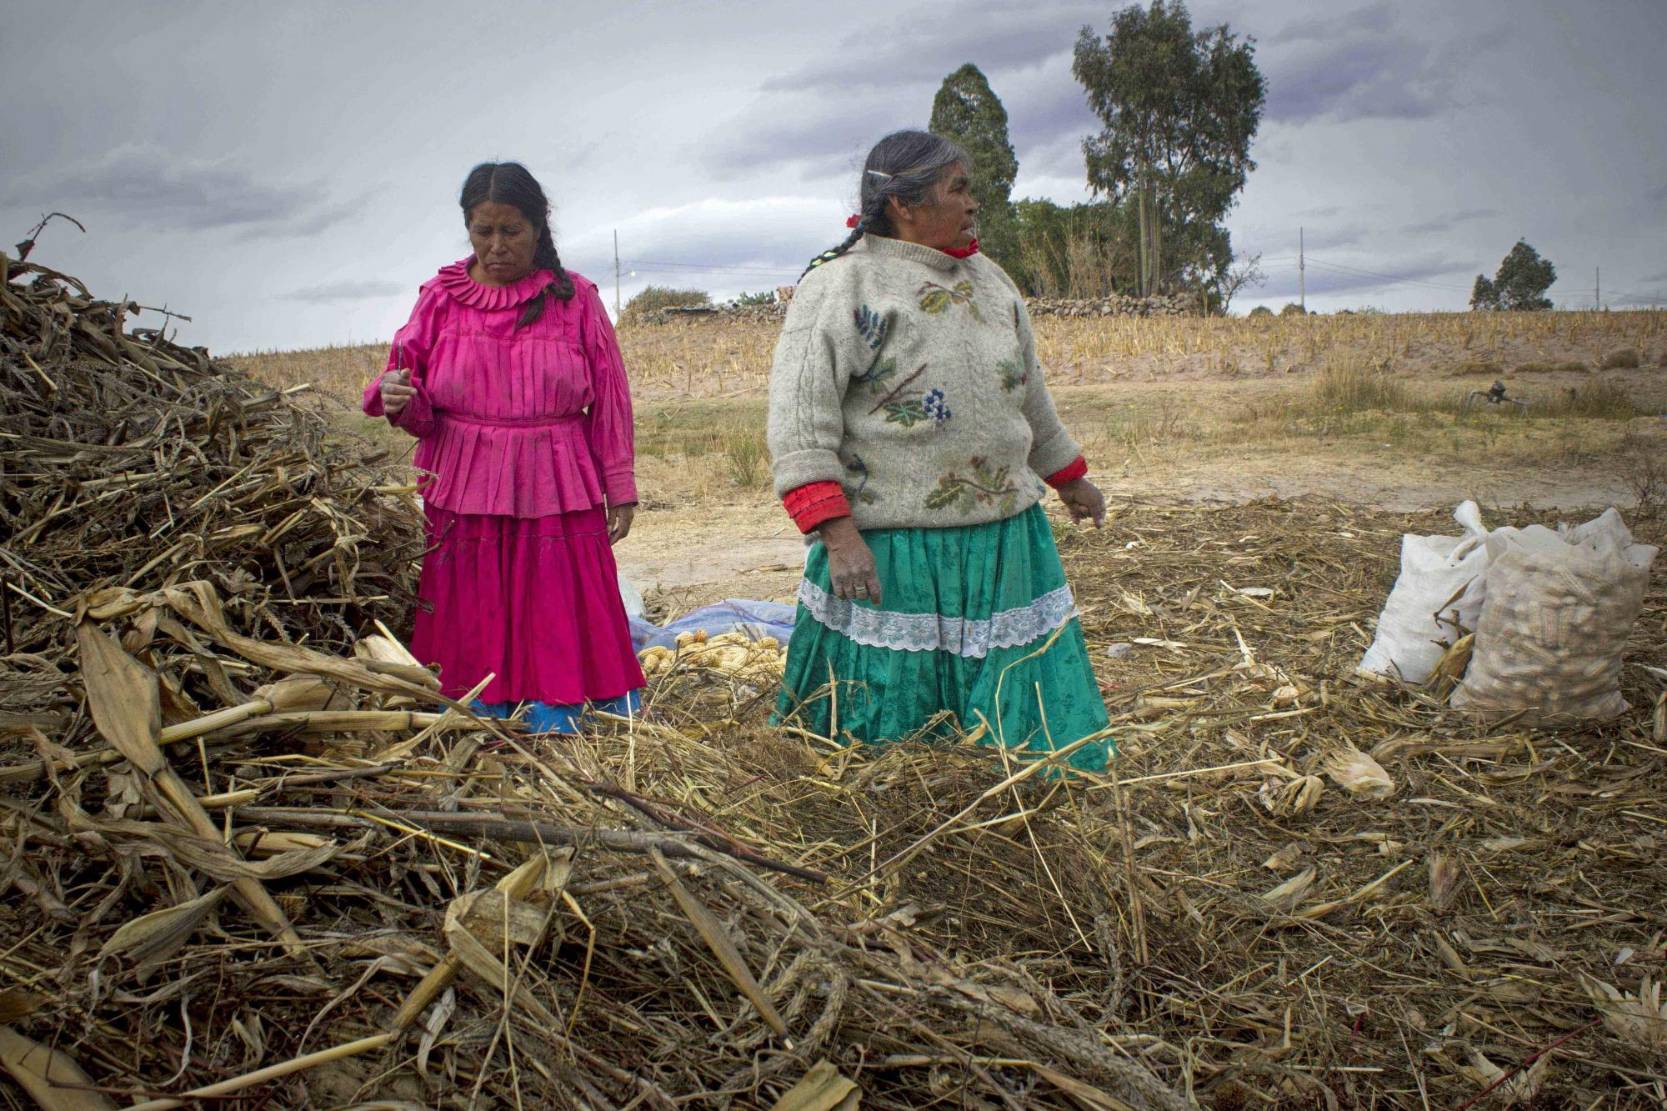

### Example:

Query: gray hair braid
xmin=800 ymin=129 xmax=971 ymax=279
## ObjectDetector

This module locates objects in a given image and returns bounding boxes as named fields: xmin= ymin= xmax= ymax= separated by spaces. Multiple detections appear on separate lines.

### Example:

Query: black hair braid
xmin=519 ymin=221 xmax=576 ymax=328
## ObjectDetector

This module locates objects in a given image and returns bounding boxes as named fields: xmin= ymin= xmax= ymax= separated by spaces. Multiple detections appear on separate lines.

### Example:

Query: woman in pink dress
xmin=363 ymin=161 xmax=643 ymax=733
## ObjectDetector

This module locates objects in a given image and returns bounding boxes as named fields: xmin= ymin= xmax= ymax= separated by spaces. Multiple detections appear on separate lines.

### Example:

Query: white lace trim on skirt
xmin=798 ymin=580 xmax=1076 ymax=659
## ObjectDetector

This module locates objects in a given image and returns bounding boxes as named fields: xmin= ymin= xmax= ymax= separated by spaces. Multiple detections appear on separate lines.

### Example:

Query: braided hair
xmin=801 ymin=129 xmax=971 ymax=279
xmin=459 ymin=162 xmax=576 ymax=328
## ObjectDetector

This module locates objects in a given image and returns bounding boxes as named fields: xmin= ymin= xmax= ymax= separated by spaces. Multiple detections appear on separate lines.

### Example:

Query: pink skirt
xmin=411 ymin=506 xmax=645 ymax=705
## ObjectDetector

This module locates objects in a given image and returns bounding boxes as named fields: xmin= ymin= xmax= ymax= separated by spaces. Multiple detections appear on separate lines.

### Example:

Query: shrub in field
xmin=1541 ymin=380 xmax=1636 ymax=419
xmin=1599 ymin=347 xmax=1641 ymax=370
xmin=621 ymin=286 xmax=710 ymax=327
xmin=723 ymin=431 xmax=768 ymax=487
xmin=1280 ymin=302 xmax=1307 ymax=317
xmin=1247 ymin=305 xmax=1273 ymax=318
xmin=1312 ymin=355 xmax=1407 ymax=412
xmin=1617 ymin=431 xmax=1667 ymax=516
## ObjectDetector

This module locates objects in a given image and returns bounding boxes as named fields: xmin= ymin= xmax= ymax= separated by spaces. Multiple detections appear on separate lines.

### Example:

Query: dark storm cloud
xmin=1271 ymin=2 xmax=1395 ymax=44
xmin=1264 ymin=37 xmax=1445 ymax=123
xmin=758 ymin=2 xmax=1095 ymax=93
xmin=700 ymin=99 xmax=904 ymax=179
xmin=282 ymin=279 xmax=408 ymax=304
xmin=3 ymin=146 xmax=367 ymax=236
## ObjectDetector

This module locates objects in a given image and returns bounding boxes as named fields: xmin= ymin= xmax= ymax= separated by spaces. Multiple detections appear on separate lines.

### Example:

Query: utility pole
xmin=1595 ymin=266 xmax=1600 ymax=311
xmin=1299 ymin=227 xmax=1305 ymax=313
xmin=614 ymin=230 xmax=622 ymax=317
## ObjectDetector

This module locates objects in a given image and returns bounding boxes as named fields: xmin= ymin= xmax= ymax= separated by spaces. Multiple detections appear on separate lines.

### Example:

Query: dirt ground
xmin=276 ymin=320 xmax=1666 ymax=615
xmin=618 ymin=370 xmax=1666 ymax=613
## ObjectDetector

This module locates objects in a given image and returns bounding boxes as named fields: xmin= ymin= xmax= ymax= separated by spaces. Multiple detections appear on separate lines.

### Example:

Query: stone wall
xmin=1023 ymin=293 xmax=1196 ymax=318
xmin=632 ymin=292 xmax=1196 ymax=326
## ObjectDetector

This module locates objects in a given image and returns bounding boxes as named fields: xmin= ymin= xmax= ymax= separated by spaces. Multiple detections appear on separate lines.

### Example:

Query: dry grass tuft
xmin=1599 ymin=347 xmax=1642 ymax=370
xmin=1312 ymin=354 xmax=1408 ymax=412
xmin=1539 ymin=378 xmax=1638 ymax=419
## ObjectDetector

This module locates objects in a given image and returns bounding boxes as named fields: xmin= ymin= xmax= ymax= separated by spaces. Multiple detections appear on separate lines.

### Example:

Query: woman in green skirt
xmin=767 ymin=129 xmax=1112 ymax=773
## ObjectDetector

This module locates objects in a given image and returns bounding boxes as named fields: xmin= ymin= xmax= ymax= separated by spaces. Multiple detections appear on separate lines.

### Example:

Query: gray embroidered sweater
xmin=767 ymin=235 xmax=1080 ymax=531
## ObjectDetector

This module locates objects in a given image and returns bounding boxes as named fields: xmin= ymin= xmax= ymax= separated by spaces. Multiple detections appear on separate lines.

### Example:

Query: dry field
xmin=232 ymin=310 xmax=1667 ymax=607
xmin=7 ymin=269 xmax=1667 ymax=1109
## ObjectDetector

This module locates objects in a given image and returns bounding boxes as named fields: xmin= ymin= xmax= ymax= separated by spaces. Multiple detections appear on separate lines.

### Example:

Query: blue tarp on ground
xmin=628 ymin=599 xmax=798 ymax=652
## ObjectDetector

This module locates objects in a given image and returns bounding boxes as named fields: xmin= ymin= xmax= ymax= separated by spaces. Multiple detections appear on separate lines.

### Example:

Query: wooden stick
xmin=231 ymin=806 xmax=828 ymax=884
xmin=0 ymin=710 xmax=448 ymax=785
xmin=124 ymin=1032 xmax=395 ymax=1110
xmin=651 ymin=848 xmax=788 ymax=1039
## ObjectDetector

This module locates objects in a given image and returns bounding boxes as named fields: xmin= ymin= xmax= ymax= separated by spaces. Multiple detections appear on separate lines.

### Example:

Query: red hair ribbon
xmin=845 ymin=214 xmax=861 ymax=228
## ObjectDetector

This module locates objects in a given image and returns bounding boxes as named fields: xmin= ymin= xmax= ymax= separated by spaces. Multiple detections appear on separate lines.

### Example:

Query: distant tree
xmin=1073 ymin=1 xmax=1265 ymax=296
xmin=733 ymin=289 xmax=776 ymax=306
xmin=1471 ymin=240 xmax=1556 ymax=311
xmin=1010 ymin=197 xmax=1139 ymax=297
xmin=930 ymin=64 xmax=1021 ymax=269
xmin=1213 ymin=251 xmax=1265 ymax=314
xmin=1470 ymin=274 xmax=1500 ymax=311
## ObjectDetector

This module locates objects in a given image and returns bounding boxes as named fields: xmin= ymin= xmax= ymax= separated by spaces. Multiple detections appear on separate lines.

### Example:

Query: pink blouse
xmin=362 ymin=258 xmax=636 ymax=517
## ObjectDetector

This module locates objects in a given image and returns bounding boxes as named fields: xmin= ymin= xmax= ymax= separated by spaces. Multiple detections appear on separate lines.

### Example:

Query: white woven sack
xmin=1452 ymin=508 xmax=1657 ymax=724
xmin=1358 ymin=501 xmax=1490 ymax=684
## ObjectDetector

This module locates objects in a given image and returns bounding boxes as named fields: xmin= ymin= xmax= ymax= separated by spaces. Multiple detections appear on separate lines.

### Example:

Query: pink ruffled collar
xmin=435 ymin=256 xmax=553 ymax=310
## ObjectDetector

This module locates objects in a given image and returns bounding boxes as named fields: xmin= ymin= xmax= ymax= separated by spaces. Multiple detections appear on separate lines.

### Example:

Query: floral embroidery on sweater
xmin=865 ymin=364 xmax=927 ymax=414
xmin=843 ymin=454 xmax=878 ymax=504
xmin=922 ymin=388 xmax=952 ymax=423
xmin=882 ymin=387 xmax=954 ymax=428
xmin=924 ymin=457 xmax=1020 ymax=516
xmin=853 ymin=355 xmax=898 ymax=391
xmin=997 ymin=350 xmax=1028 ymax=392
xmin=853 ymin=304 xmax=888 ymax=349
xmin=917 ymin=280 xmax=983 ymax=322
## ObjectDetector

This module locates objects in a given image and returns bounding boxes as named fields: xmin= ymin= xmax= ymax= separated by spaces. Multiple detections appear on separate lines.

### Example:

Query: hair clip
xmin=865 ymin=170 xmax=893 ymax=180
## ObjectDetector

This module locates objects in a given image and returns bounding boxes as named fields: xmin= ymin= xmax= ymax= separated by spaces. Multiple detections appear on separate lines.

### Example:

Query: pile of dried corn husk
xmin=0 ymin=256 xmax=1190 ymax=1108
xmin=1 ymin=582 xmax=1189 ymax=1108
xmin=0 ymin=251 xmax=422 ymax=673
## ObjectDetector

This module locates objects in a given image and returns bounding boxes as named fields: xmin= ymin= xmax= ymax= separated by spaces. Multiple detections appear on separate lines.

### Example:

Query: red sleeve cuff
xmin=1045 ymin=456 xmax=1087 ymax=489
xmin=782 ymin=481 xmax=851 ymax=533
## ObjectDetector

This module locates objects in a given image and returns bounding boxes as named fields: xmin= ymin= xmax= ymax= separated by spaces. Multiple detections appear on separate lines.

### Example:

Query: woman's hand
xmin=819 ymin=517 xmax=882 ymax=605
xmin=607 ymin=503 xmax=635 ymax=545
xmin=1057 ymin=477 xmax=1107 ymax=528
xmin=380 ymin=368 xmax=416 ymax=418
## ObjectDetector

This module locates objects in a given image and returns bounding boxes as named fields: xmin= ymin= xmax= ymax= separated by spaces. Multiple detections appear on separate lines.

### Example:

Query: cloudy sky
xmin=2 ymin=0 xmax=1662 ymax=353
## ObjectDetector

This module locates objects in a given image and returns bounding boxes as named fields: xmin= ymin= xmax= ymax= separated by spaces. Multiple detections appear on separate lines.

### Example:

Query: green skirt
xmin=774 ymin=504 xmax=1113 ymax=773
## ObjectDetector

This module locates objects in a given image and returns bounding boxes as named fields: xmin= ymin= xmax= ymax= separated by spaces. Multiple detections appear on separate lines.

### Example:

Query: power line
xmin=1301 ymin=255 xmax=1477 ymax=294
xmin=627 ymin=258 xmax=799 ymax=277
